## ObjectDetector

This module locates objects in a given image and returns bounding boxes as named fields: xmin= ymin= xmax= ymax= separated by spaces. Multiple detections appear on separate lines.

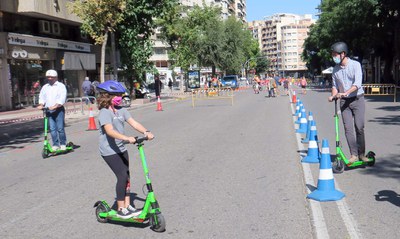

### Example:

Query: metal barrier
xmin=191 ymin=87 xmax=234 ymax=107
xmin=66 ymin=96 xmax=98 ymax=114
xmin=362 ymin=84 xmax=397 ymax=102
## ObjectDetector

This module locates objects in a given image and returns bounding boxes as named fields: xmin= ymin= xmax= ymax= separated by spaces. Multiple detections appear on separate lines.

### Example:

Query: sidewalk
xmin=0 ymin=90 xmax=191 ymax=125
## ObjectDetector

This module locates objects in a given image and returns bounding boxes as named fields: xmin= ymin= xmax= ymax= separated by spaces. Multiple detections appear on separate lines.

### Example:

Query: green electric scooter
xmin=94 ymin=136 xmax=166 ymax=232
xmin=331 ymin=96 xmax=375 ymax=173
xmin=42 ymin=107 xmax=74 ymax=158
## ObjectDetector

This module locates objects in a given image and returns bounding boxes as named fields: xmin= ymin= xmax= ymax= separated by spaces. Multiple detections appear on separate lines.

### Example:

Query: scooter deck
xmin=98 ymin=210 xmax=147 ymax=223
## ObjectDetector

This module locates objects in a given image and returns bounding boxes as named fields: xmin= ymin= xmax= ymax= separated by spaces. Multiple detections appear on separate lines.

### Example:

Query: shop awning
xmin=62 ymin=52 xmax=96 ymax=70
xmin=322 ymin=67 xmax=333 ymax=74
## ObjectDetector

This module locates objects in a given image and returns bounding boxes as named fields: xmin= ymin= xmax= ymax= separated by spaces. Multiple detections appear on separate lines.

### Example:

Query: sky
xmin=246 ymin=0 xmax=321 ymax=22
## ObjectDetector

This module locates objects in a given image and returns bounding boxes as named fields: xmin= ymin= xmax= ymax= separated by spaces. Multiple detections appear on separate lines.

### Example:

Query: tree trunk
xmin=100 ymin=32 xmax=108 ymax=83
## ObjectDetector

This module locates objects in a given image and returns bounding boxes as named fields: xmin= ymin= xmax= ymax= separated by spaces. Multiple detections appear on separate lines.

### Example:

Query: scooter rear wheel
xmin=150 ymin=213 xmax=166 ymax=232
xmin=332 ymin=159 xmax=344 ymax=174
xmin=95 ymin=204 xmax=109 ymax=223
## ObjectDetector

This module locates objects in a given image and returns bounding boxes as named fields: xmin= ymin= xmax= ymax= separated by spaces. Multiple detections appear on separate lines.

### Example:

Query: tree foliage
xmin=158 ymin=4 xmax=260 ymax=75
xmin=67 ymin=0 xmax=126 ymax=82
xmin=302 ymin=0 xmax=400 ymax=83
xmin=117 ymin=0 xmax=178 ymax=88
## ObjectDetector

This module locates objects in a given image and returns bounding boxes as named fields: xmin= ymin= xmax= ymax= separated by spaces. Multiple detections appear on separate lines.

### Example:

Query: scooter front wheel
xmin=150 ymin=213 xmax=166 ymax=232
xmin=366 ymin=151 xmax=376 ymax=166
xmin=95 ymin=204 xmax=109 ymax=223
xmin=332 ymin=159 xmax=344 ymax=174
xmin=42 ymin=149 xmax=49 ymax=159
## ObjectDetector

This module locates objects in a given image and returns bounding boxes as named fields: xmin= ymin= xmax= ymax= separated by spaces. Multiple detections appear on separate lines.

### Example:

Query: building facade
xmin=248 ymin=13 xmax=315 ymax=76
xmin=0 ymin=0 xmax=101 ymax=111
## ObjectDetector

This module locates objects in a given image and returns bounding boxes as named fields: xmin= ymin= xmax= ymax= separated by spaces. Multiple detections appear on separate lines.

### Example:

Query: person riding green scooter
xmin=328 ymin=42 xmax=369 ymax=164
xmin=37 ymin=69 xmax=68 ymax=151
xmin=96 ymin=80 xmax=154 ymax=219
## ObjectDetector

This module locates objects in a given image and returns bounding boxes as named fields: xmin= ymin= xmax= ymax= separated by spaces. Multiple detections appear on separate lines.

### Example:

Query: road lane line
xmin=290 ymin=89 xmax=363 ymax=239
xmin=290 ymin=98 xmax=330 ymax=239
xmin=335 ymin=184 xmax=363 ymax=239
xmin=295 ymin=132 xmax=330 ymax=239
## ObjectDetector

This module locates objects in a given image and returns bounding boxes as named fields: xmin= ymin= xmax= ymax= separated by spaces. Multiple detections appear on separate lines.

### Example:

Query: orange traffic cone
xmin=292 ymin=90 xmax=297 ymax=104
xmin=156 ymin=96 xmax=163 ymax=111
xmin=87 ymin=107 xmax=97 ymax=131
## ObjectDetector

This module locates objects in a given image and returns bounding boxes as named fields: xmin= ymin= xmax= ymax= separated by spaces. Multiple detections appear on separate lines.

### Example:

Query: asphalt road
xmin=0 ymin=87 xmax=399 ymax=238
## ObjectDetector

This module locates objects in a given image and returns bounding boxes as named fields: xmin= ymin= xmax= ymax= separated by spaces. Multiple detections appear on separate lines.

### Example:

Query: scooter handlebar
xmin=122 ymin=136 xmax=150 ymax=145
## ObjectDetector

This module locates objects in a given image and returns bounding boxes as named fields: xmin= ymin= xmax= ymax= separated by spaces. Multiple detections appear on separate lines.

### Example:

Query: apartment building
xmin=0 ymin=0 xmax=101 ymax=111
xmin=249 ymin=13 xmax=315 ymax=76
xmin=149 ymin=0 xmax=246 ymax=82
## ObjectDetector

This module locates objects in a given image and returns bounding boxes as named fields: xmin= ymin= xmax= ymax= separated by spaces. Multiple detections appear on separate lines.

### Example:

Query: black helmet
xmin=97 ymin=80 xmax=126 ymax=94
xmin=331 ymin=42 xmax=348 ymax=54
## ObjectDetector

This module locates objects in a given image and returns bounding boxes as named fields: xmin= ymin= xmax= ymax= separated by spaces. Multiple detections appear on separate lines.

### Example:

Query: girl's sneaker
xmin=116 ymin=207 xmax=134 ymax=219
xmin=127 ymin=205 xmax=142 ymax=217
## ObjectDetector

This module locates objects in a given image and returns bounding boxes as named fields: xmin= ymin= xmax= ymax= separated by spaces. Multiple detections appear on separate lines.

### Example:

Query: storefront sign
xmin=8 ymin=33 xmax=91 ymax=52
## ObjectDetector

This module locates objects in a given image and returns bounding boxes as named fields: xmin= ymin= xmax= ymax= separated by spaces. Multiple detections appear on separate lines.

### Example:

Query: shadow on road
xmin=359 ymin=154 xmax=400 ymax=181
xmin=374 ymin=190 xmax=400 ymax=207
xmin=0 ymin=118 xmax=75 ymax=152
xmin=369 ymin=115 xmax=400 ymax=125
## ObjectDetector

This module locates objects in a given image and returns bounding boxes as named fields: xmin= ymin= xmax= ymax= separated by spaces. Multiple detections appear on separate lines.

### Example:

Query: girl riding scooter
xmin=96 ymin=80 xmax=154 ymax=219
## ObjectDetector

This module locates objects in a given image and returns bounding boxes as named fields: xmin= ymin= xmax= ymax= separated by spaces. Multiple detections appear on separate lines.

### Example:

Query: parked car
xmin=220 ymin=75 xmax=239 ymax=89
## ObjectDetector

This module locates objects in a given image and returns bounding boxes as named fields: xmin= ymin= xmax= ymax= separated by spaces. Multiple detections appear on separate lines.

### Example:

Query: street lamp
xmin=242 ymin=55 xmax=269 ymax=79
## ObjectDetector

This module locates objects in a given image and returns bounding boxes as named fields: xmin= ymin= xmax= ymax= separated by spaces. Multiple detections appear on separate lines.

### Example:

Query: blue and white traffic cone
xmin=293 ymin=100 xmax=301 ymax=116
xmin=302 ymin=123 xmax=320 ymax=163
xmin=307 ymin=139 xmax=345 ymax=201
xmin=296 ymin=112 xmax=308 ymax=134
xmin=301 ymin=112 xmax=313 ymax=143
xmin=296 ymin=107 xmax=305 ymax=124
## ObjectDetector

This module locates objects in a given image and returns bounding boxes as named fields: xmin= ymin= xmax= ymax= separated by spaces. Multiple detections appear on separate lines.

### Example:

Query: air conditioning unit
xmin=38 ymin=20 xmax=51 ymax=34
xmin=51 ymin=22 xmax=61 ymax=35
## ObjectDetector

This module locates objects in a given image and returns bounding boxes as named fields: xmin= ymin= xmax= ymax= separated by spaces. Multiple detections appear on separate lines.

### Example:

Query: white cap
xmin=46 ymin=70 xmax=58 ymax=77
xmin=85 ymin=76 xmax=89 ymax=80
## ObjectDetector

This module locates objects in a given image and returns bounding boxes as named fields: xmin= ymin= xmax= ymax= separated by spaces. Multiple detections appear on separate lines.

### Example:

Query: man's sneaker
xmin=359 ymin=155 xmax=370 ymax=162
xmin=127 ymin=205 xmax=142 ymax=217
xmin=116 ymin=207 xmax=134 ymax=219
xmin=348 ymin=155 xmax=358 ymax=163
xmin=60 ymin=145 xmax=67 ymax=151
xmin=52 ymin=146 xmax=60 ymax=151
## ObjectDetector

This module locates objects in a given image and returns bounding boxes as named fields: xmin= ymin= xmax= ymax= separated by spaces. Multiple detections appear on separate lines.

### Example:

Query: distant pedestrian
xmin=328 ymin=41 xmax=368 ymax=163
xmin=300 ymin=77 xmax=307 ymax=95
xmin=37 ymin=70 xmax=68 ymax=151
xmin=253 ymin=75 xmax=261 ymax=94
xmin=168 ymin=78 xmax=173 ymax=93
xmin=154 ymin=74 xmax=162 ymax=97
xmin=283 ymin=78 xmax=289 ymax=95
xmin=82 ymin=76 xmax=92 ymax=104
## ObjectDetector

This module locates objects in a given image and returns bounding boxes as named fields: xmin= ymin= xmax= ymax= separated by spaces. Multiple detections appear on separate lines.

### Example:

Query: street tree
xmin=117 ymin=0 xmax=178 ymax=90
xmin=303 ymin=0 xmax=400 ymax=83
xmin=158 ymin=5 xmax=259 ymax=76
xmin=67 ymin=0 xmax=126 ymax=83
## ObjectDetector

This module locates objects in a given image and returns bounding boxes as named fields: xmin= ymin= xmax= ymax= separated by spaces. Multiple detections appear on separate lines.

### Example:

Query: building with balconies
xmin=248 ymin=13 xmax=315 ymax=77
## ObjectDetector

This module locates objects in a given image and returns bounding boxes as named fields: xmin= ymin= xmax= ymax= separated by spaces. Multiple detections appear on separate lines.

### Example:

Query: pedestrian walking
xmin=300 ymin=77 xmax=307 ymax=95
xmin=253 ymin=75 xmax=261 ymax=94
xmin=37 ymin=70 xmax=68 ymax=151
xmin=154 ymin=74 xmax=162 ymax=97
xmin=168 ymin=78 xmax=173 ymax=93
xmin=328 ymin=41 xmax=368 ymax=163
xmin=82 ymin=76 xmax=92 ymax=104
xmin=96 ymin=80 xmax=154 ymax=219
xmin=283 ymin=78 xmax=289 ymax=96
